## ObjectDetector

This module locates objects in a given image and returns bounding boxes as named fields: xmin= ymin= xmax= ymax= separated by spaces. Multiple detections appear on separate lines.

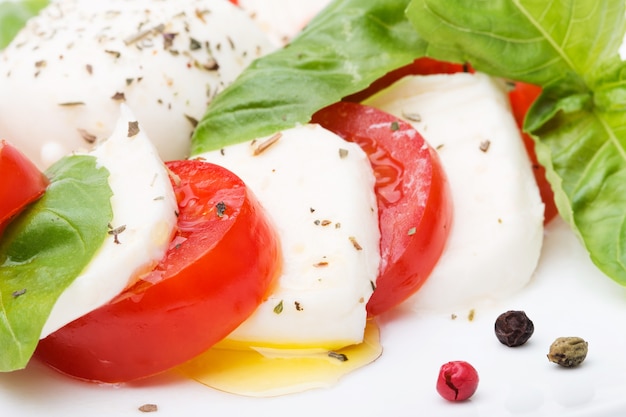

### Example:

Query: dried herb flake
xmin=328 ymin=351 xmax=348 ymax=362
xmin=273 ymin=300 xmax=284 ymax=314
xmin=216 ymin=201 xmax=226 ymax=217
xmin=108 ymin=224 xmax=127 ymax=244
xmin=138 ymin=403 xmax=158 ymax=413
xmin=349 ymin=236 xmax=363 ymax=250
xmin=12 ymin=289 xmax=26 ymax=298
xmin=127 ymin=121 xmax=140 ymax=137
xmin=252 ymin=132 xmax=281 ymax=156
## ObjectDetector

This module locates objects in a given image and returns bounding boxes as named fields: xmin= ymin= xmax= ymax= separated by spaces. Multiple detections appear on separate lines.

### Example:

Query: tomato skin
xmin=0 ymin=140 xmax=48 ymax=232
xmin=312 ymin=102 xmax=453 ymax=317
xmin=36 ymin=160 xmax=281 ymax=382
xmin=508 ymin=82 xmax=557 ymax=223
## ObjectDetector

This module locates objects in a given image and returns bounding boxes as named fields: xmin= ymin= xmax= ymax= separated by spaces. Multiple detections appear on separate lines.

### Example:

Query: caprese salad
xmin=1 ymin=0 xmax=616 ymax=398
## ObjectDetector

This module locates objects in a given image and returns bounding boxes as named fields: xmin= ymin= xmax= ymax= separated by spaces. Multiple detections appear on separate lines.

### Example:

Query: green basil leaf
xmin=0 ymin=0 xmax=48 ymax=50
xmin=0 ymin=154 xmax=112 ymax=371
xmin=405 ymin=0 xmax=626 ymax=87
xmin=191 ymin=0 xmax=426 ymax=155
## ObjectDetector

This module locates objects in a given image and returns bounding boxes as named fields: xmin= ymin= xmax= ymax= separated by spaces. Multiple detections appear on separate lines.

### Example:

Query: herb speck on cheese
xmin=253 ymin=132 xmax=281 ymax=156
xmin=273 ymin=300 xmax=284 ymax=314
xmin=349 ymin=236 xmax=363 ymax=250
xmin=107 ymin=224 xmax=127 ymax=244
xmin=77 ymin=128 xmax=97 ymax=144
xmin=402 ymin=111 xmax=421 ymax=122
xmin=184 ymin=114 xmax=198 ymax=127
xmin=138 ymin=403 xmax=158 ymax=413
xmin=127 ymin=121 xmax=140 ymax=137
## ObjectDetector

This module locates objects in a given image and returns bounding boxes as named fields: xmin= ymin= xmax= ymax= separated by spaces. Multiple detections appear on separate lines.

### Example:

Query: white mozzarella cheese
xmin=0 ymin=0 xmax=274 ymax=169
xmin=40 ymin=104 xmax=178 ymax=338
xmin=238 ymin=0 xmax=332 ymax=46
xmin=198 ymin=124 xmax=380 ymax=349
xmin=364 ymin=72 xmax=544 ymax=312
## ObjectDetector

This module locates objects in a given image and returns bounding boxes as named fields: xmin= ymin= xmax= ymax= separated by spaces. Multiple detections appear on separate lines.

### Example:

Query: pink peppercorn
xmin=436 ymin=360 xmax=479 ymax=401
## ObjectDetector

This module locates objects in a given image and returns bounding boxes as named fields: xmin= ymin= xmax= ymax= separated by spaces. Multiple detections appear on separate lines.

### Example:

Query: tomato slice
xmin=36 ymin=160 xmax=281 ymax=382
xmin=312 ymin=102 xmax=453 ymax=317
xmin=508 ymin=82 xmax=558 ymax=223
xmin=0 ymin=140 xmax=48 ymax=232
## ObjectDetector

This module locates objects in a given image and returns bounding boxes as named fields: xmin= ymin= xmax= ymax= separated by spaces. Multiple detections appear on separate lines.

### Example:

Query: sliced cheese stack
xmin=365 ymin=72 xmax=544 ymax=312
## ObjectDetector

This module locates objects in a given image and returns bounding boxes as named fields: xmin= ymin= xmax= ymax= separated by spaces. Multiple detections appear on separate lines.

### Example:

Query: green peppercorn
xmin=547 ymin=337 xmax=588 ymax=367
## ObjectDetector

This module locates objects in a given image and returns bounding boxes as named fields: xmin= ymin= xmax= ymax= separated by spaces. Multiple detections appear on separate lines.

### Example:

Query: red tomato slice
xmin=508 ymin=82 xmax=558 ymax=223
xmin=312 ymin=102 xmax=453 ymax=317
xmin=0 ymin=140 xmax=48 ymax=232
xmin=36 ymin=160 xmax=281 ymax=382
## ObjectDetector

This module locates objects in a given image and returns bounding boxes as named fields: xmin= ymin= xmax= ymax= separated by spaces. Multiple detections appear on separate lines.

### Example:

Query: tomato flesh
xmin=312 ymin=102 xmax=453 ymax=316
xmin=36 ymin=160 xmax=281 ymax=382
xmin=0 ymin=140 xmax=48 ymax=232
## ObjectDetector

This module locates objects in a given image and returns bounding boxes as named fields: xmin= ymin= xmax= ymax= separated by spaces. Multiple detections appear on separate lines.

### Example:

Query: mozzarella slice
xmin=0 ymin=0 xmax=274 ymax=169
xmin=364 ymin=72 xmax=544 ymax=312
xmin=198 ymin=124 xmax=380 ymax=349
xmin=40 ymin=104 xmax=178 ymax=338
xmin=238 ymin=0 xmax=332 ymax=46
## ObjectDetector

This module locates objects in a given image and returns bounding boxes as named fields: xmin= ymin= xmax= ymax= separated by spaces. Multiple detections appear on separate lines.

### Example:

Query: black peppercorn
xmin=494 ymin=310 xmax=534 ymax=347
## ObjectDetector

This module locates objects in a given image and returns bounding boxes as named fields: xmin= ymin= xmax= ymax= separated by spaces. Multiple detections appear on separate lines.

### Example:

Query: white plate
xmin=1 ymin=218 xmax=626 ymax=417
xmin=3 ymin=2 xmax=626 ymax=415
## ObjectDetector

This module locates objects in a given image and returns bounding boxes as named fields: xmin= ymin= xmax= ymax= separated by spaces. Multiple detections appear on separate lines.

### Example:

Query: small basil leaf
xmin=0 ymin=154 xmax=112 ymax=371
xmin=406 ymin=0 xmax=626 ymax=87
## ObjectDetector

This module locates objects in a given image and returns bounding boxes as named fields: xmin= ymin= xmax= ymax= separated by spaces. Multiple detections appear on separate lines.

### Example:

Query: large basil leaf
xmin=407 ymin=0 xmax=626 ymax=285
xmin=0 ymin=0 xmax=48 ymax=50
xmin=0 ymin=155 xmax=112 ymax=371
xmin=405 ymin=0 xmax=626 ymax=87
xmin=191 ymin=0 xmax=426 ymax=155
